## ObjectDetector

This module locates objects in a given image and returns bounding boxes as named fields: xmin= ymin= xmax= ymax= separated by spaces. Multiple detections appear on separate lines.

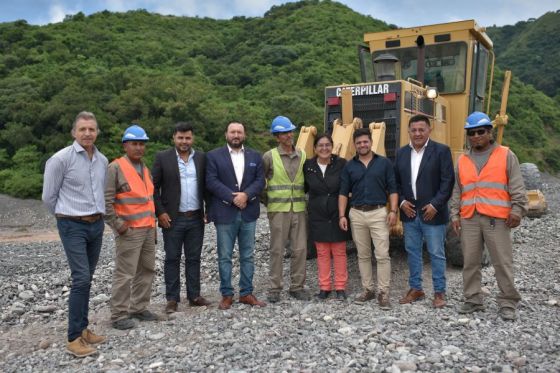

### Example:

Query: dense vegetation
xmin=0 ymin=0 xmax=559 ymax=198
xmin=487 ymin=10 xmax=560 ymax=99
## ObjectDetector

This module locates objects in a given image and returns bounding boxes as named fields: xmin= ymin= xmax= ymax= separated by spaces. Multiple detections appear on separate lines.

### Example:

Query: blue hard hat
xmin=270 ymin=116 xmax=296 ymax=134
xmin=122 ymin=124 xmax=149 ymax=142
xmin=465 ymin=112 xmax=492 ymax=129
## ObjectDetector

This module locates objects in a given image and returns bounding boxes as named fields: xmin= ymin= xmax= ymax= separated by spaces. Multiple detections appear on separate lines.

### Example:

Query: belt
xmin=177 ymin=209 xmax=201 ymax=218
xmin=55 ymin=213 xmax=103 ymax=223
xmin=351 ymin=204 xmax=386 ymax=212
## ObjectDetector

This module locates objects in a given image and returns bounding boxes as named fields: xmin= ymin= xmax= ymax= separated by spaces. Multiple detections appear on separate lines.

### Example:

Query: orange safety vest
xmin=113 ymin=157 xmax=156 ymax=228
xmin=458 ymin=145 xmax=512 ymax=219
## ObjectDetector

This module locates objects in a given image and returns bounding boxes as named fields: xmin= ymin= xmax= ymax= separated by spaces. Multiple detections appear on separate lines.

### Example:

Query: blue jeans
xmin=162 ymin=215 xmax=204 ymax=302
xmin=215 ymin=212 xmax=256 ymax=297
xmin=56 ymin=218 xmax=104 ymax=341
xmin=403 ymin=216 xmax=446 ymax=293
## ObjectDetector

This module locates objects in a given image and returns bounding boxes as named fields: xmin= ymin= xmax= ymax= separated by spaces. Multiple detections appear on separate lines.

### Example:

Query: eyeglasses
xmin=316 ymin=143 xmax=332 ymax=148
xmin=467 ymin=129 xmax=488 ymax=137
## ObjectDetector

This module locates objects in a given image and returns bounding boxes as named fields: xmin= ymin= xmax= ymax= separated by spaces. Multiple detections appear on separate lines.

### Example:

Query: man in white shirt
xmin=393 ymin=114 xmax=455 ymax=308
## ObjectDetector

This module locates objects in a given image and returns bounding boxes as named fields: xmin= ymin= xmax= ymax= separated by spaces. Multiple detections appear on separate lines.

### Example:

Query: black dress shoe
xmin=316 ymin=290 xmax=331 ymax=300
xmin=188 ymin=296 xmax=211 ymax=307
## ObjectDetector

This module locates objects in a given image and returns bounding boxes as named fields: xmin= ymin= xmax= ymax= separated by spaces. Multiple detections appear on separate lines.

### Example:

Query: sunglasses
xmin=467 ymin=129 xmax=488 ymax=137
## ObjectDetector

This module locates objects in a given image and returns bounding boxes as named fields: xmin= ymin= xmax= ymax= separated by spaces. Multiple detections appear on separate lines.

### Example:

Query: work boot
xmin=112 ymin=318 xmax=136 ymax=330
xmin=267 ymin=292 xmax=281 ymax=303
xmin=432 ymin=292 xmax=447 ymax=308
xmin=354 ymin=289 xmax=375 ymax=304
xmin=81 ymin=329 xmax=106 ymax=345
xmin=498 ymin=307 xmax=517 ymax=321
xmin=378 ymin=291 xmax=392 ymax=310
xmin=66 ymin=336 xmax=97 ymax=358
xmin=458 ymin=302 xmax=486 ymax=314
xmin=165 ymin=300 xmax=178 ymax=314
xmin=130 ymin=310 xmax=159 ymax=321
xmin=289 ymin=290 xmax=311 ymax=301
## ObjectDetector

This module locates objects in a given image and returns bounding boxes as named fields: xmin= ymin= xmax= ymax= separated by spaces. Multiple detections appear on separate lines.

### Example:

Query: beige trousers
xmin=461 ymin=213 xmax=521 ymax=308
xmin=110 ymin=227 xmax=156 ymax=321
xmin=268 ymin=211 xmax=307 ymax=293
xmin=349 ymin=208 xmax=391 ymax=293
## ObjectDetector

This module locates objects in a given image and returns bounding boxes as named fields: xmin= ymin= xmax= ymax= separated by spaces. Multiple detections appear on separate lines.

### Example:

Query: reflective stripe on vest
xmin=267 ymin=148 xmax=306 ymax=212
xmin=114 ymin=157 xmax=156 ymax=228
xmin=458 ymin=146 xmax=511 ymax=219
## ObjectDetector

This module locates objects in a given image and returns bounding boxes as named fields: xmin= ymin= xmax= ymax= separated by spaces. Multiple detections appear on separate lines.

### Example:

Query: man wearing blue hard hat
xmin=105 ymin=124 xmax=159 ymax=329
xmin=450 ymin=112 xmax=527 ymax=321
xmin=263 ymin=115 xmax=309 ymax=303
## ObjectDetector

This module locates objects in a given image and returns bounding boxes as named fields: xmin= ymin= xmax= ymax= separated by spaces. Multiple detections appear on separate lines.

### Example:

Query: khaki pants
xmin=268 ymin=211 xmax=307 ymax=293
xmin=461 ymin=213 xmax=521 ymax=308
xmin=110 ymin=227 xmax=156 ymax=321
xmin=349 ymin=208 xmax=391 ymax=293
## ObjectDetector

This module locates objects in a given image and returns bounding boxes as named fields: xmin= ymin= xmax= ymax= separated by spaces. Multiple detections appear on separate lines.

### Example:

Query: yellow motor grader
xmin=296 ymin=20 xmax=547 ymax=266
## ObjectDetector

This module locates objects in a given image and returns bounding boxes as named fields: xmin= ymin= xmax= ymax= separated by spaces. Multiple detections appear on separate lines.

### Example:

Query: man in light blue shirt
xmin=42 ymin=111 xmax=108 ymax=358
xmin=152 ymin=122 xmax=210 ymax=313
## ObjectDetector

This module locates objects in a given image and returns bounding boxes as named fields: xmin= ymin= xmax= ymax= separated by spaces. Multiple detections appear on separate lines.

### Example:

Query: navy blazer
xmin=394 ymin=140 xmax=455 ymax=225
xmin=205 ymin=146 xmax=265 ymax=224
xmin=152 ymin=148 xmax=207 ymax=222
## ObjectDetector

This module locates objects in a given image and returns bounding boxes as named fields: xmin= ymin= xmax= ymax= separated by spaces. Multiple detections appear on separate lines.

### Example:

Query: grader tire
xmin=520 ymin=162 xmax=542 ymax=190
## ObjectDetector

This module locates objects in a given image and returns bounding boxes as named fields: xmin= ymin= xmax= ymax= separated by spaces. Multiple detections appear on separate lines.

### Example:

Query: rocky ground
xmin=0 ymin=173 xmax=559 ymax=372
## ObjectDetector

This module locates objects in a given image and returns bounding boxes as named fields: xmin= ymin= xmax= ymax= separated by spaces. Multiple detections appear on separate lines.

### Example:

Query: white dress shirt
xmin=227 ymin=144 xmax=245 ymax=188
xmin=410 ymin=139 xmax=429 ymax=200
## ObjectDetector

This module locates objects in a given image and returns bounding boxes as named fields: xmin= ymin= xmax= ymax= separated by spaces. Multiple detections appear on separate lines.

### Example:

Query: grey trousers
xmin=461 ymin=213 xmax=521 ymax=309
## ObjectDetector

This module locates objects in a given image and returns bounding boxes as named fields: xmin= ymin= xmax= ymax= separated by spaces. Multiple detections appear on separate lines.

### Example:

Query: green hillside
xmin=0 ymin=0 xmax=559 ymax=198
xmin=487 ymin=10 xmax=560 ymax=99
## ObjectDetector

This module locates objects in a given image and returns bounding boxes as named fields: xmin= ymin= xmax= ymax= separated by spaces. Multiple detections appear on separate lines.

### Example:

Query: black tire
xmin=520 ymin=162 xmax=542 ymax=190
xmin=445 ymin=223 xmax=490 ymax=268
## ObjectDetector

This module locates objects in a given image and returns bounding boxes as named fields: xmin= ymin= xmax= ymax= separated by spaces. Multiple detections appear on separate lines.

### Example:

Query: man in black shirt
xmin=339 ymin=128 xmax=398 ymax=309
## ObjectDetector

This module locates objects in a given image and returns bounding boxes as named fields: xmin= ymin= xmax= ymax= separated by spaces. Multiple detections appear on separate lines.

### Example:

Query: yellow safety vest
xmin=267 ymin=148 xmax=306 ymax=212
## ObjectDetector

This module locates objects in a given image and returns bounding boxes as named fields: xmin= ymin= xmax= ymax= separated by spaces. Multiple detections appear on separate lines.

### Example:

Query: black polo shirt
xmin=339 ymin=153 xmax=397 ymax=206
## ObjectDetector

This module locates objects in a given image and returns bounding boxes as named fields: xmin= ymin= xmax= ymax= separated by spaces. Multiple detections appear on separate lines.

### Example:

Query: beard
xmin=227 ymin=138 xmax=244 ymax=149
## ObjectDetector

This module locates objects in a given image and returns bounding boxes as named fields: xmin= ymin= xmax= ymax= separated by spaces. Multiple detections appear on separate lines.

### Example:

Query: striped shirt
xmin=42 ymin=141 xmax=108 ymax=216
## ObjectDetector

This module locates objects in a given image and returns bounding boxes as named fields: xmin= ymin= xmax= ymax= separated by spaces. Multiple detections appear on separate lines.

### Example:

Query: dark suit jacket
xmin=394 ymin=140 xmax=455 ymax=225
xmin=206 ymin=146 xmax=265 ymax=224
xmin=152 ymin=148 xmax=207 ymax=223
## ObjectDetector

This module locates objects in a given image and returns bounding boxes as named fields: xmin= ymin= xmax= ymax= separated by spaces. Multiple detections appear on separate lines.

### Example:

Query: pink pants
xmin=315 ymin=241 xmax=348 ymax=291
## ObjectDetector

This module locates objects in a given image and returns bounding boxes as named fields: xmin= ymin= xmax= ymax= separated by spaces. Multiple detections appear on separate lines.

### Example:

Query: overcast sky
xmin=1 ymin=0 xmax=558 ymax=28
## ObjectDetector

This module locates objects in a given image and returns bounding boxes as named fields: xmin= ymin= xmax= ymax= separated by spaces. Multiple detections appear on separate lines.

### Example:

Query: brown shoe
xmin=189 ymin=296 xmax=211 ymax=307
xmin=432 ymin=292 xmax=446 ymax=308
xmin=239 ymin=294 xmax=266 ymax=307
xmin=66 ymin=336 xmax=97 ymax=358
xmin=354 ymin=289 xmax=375 ymax=304
xmin=165 ymin=300 xmax=178 ymax=314
xmin=378 ymin=291 xmax=392 ymax=310
xmin=399 ymin=288 xmax=426 ymax=304
xmin=218 ymin=295 xmax=234 ymax=310
xmin=81 ymin=329 xmax=106 ymax=345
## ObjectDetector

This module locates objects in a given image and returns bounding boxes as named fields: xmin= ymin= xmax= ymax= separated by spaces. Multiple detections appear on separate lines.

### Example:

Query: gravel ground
xmin=0 ymin=173 xmax=559 ymax=372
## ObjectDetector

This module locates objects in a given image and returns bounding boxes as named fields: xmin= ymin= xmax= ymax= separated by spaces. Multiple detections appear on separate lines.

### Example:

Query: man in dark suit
xmin=394 ymin=114 xmax=455 ymax=308
xmin=206 ymin=122 xmax=266 ymax=310
xmin=152 ymin=122 xmax=211 ymax=314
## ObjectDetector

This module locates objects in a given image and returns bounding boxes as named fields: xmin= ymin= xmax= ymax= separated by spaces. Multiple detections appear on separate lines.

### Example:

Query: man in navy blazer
xmin=206 ymin=122 xmax=266 ymax=310
xmin=394 ymin=114 xmax=455 ymax=308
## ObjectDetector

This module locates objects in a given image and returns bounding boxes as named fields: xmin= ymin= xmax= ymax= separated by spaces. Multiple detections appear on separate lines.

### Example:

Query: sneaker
xmin=316 ymin=290 xmax=331 ymax=300
xmin=267 ymin=292 xmax=281 ymax=303
xmin=289 ymin=290 xmax=311 ymax=301
xmin=81 ymin=329 xmax=106 ymax=345
xmin=66 ymin=336 xmax=97 ymax=358
xmin=498 ymin=307 xmax=517 ymax=321
xmin=458 ymin=302 xmax=486 ymax=314
xmin=335 ymin=290 xmax=347 ymax=301
xmin=354 ymin=289 xmax=375 ymax=304
xmin=112 ymin=318 xmax=136 ymax=330
xmin=378 ymin=291 xmax=392 ymax=310
xmin=130 ymin=310 xmax=159 ymax=321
